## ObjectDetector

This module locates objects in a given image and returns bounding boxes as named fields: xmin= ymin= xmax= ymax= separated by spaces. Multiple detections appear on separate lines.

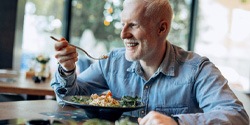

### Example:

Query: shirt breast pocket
xmin=155 ymin=106 xmax=188 ymax=116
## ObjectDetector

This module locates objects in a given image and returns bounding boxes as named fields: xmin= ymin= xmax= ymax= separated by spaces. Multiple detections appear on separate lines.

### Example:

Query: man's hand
xmin=54 ymin=38 xmax=78 ymax=71
xmin=138 ymin=111 xmax=178 ymax=125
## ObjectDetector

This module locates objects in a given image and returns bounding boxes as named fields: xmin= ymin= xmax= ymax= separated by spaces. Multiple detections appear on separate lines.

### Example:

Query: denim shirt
xmin=51 ymin=42 xmax=249 ymax=125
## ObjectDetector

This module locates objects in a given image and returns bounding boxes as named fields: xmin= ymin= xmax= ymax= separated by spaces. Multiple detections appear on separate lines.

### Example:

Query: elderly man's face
xmin=120 ymin=0 xmax=159 ymax=61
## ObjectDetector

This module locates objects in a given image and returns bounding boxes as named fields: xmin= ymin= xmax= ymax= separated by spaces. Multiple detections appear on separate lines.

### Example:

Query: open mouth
xmin=125 ymin=40 xmax=139 ymax=47
xmin=127 ymin=43 xmax=139 ymax=47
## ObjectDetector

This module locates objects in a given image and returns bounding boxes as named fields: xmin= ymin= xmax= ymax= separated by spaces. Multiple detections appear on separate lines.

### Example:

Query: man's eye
xmin=121 ymin=23 xmax=138 ymax=29
xmin=129 ymin=24 xmax=137 ymax=28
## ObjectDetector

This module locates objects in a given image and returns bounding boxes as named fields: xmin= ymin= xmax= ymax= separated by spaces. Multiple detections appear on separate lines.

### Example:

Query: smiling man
xmin=120 ymin=0 xmax=172 ymax=81
xmin=51 ymin=0 xmax=249 ymax=124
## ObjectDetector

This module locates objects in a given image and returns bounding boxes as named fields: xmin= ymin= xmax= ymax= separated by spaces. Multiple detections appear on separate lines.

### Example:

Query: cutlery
xmin=50 ymin=36 xmax=108 ymax=60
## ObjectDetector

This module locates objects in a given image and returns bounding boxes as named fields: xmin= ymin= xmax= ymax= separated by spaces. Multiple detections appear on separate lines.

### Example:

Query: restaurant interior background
xmin=0 ymin=0 xmax=250 ymax=94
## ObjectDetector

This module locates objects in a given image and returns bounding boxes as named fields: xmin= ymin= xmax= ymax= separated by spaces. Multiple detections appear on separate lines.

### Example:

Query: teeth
xmin=127 ymin=43 xmax=138 ymax=47
xmin=124 ymin=39 xmax=139 ymax=47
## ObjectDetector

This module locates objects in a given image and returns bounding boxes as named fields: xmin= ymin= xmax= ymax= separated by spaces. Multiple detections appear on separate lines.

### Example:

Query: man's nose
xmin=120 ymin=26 xmax=132 ymax=39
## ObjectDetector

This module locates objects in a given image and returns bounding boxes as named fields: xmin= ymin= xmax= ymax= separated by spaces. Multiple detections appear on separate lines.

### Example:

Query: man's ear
xmin=158 ymin=21 xmax=168 ymax=34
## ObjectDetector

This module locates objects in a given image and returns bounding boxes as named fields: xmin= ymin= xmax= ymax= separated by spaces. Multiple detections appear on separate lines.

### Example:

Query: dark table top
xmin=0 ymin=100 xmax=138 ymax=124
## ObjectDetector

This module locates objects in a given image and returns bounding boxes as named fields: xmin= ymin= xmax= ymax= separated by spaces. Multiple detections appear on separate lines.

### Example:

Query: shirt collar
xmin=127 ymin=61 xmax=140 ymax=73
xmin=158 ymin=41 xmax=176 ymax=76
xmin=127 ymin=41 xmax=176 ymax=77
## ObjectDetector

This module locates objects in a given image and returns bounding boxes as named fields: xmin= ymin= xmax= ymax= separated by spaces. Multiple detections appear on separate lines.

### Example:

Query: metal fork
xmin=50 ymin=36 xmax=108 ymax=60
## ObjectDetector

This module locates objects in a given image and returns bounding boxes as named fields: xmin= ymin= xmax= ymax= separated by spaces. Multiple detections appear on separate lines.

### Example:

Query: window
xmin=195 ymin=0 xmax=250 ymax=92
xmin=21 ymin=0 xmax=65 ymax=74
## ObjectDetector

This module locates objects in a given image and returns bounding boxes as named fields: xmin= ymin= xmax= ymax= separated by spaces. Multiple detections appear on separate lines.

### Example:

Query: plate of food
xmin=62 ymin=91 xmax=145 ymax=121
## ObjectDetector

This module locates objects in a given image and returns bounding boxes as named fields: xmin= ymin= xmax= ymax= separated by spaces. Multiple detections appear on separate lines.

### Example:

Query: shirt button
xmin=141 ymin=110 xmax=145 ymax=114
xmin=145 ymin=86 xmax=149 ymax=89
